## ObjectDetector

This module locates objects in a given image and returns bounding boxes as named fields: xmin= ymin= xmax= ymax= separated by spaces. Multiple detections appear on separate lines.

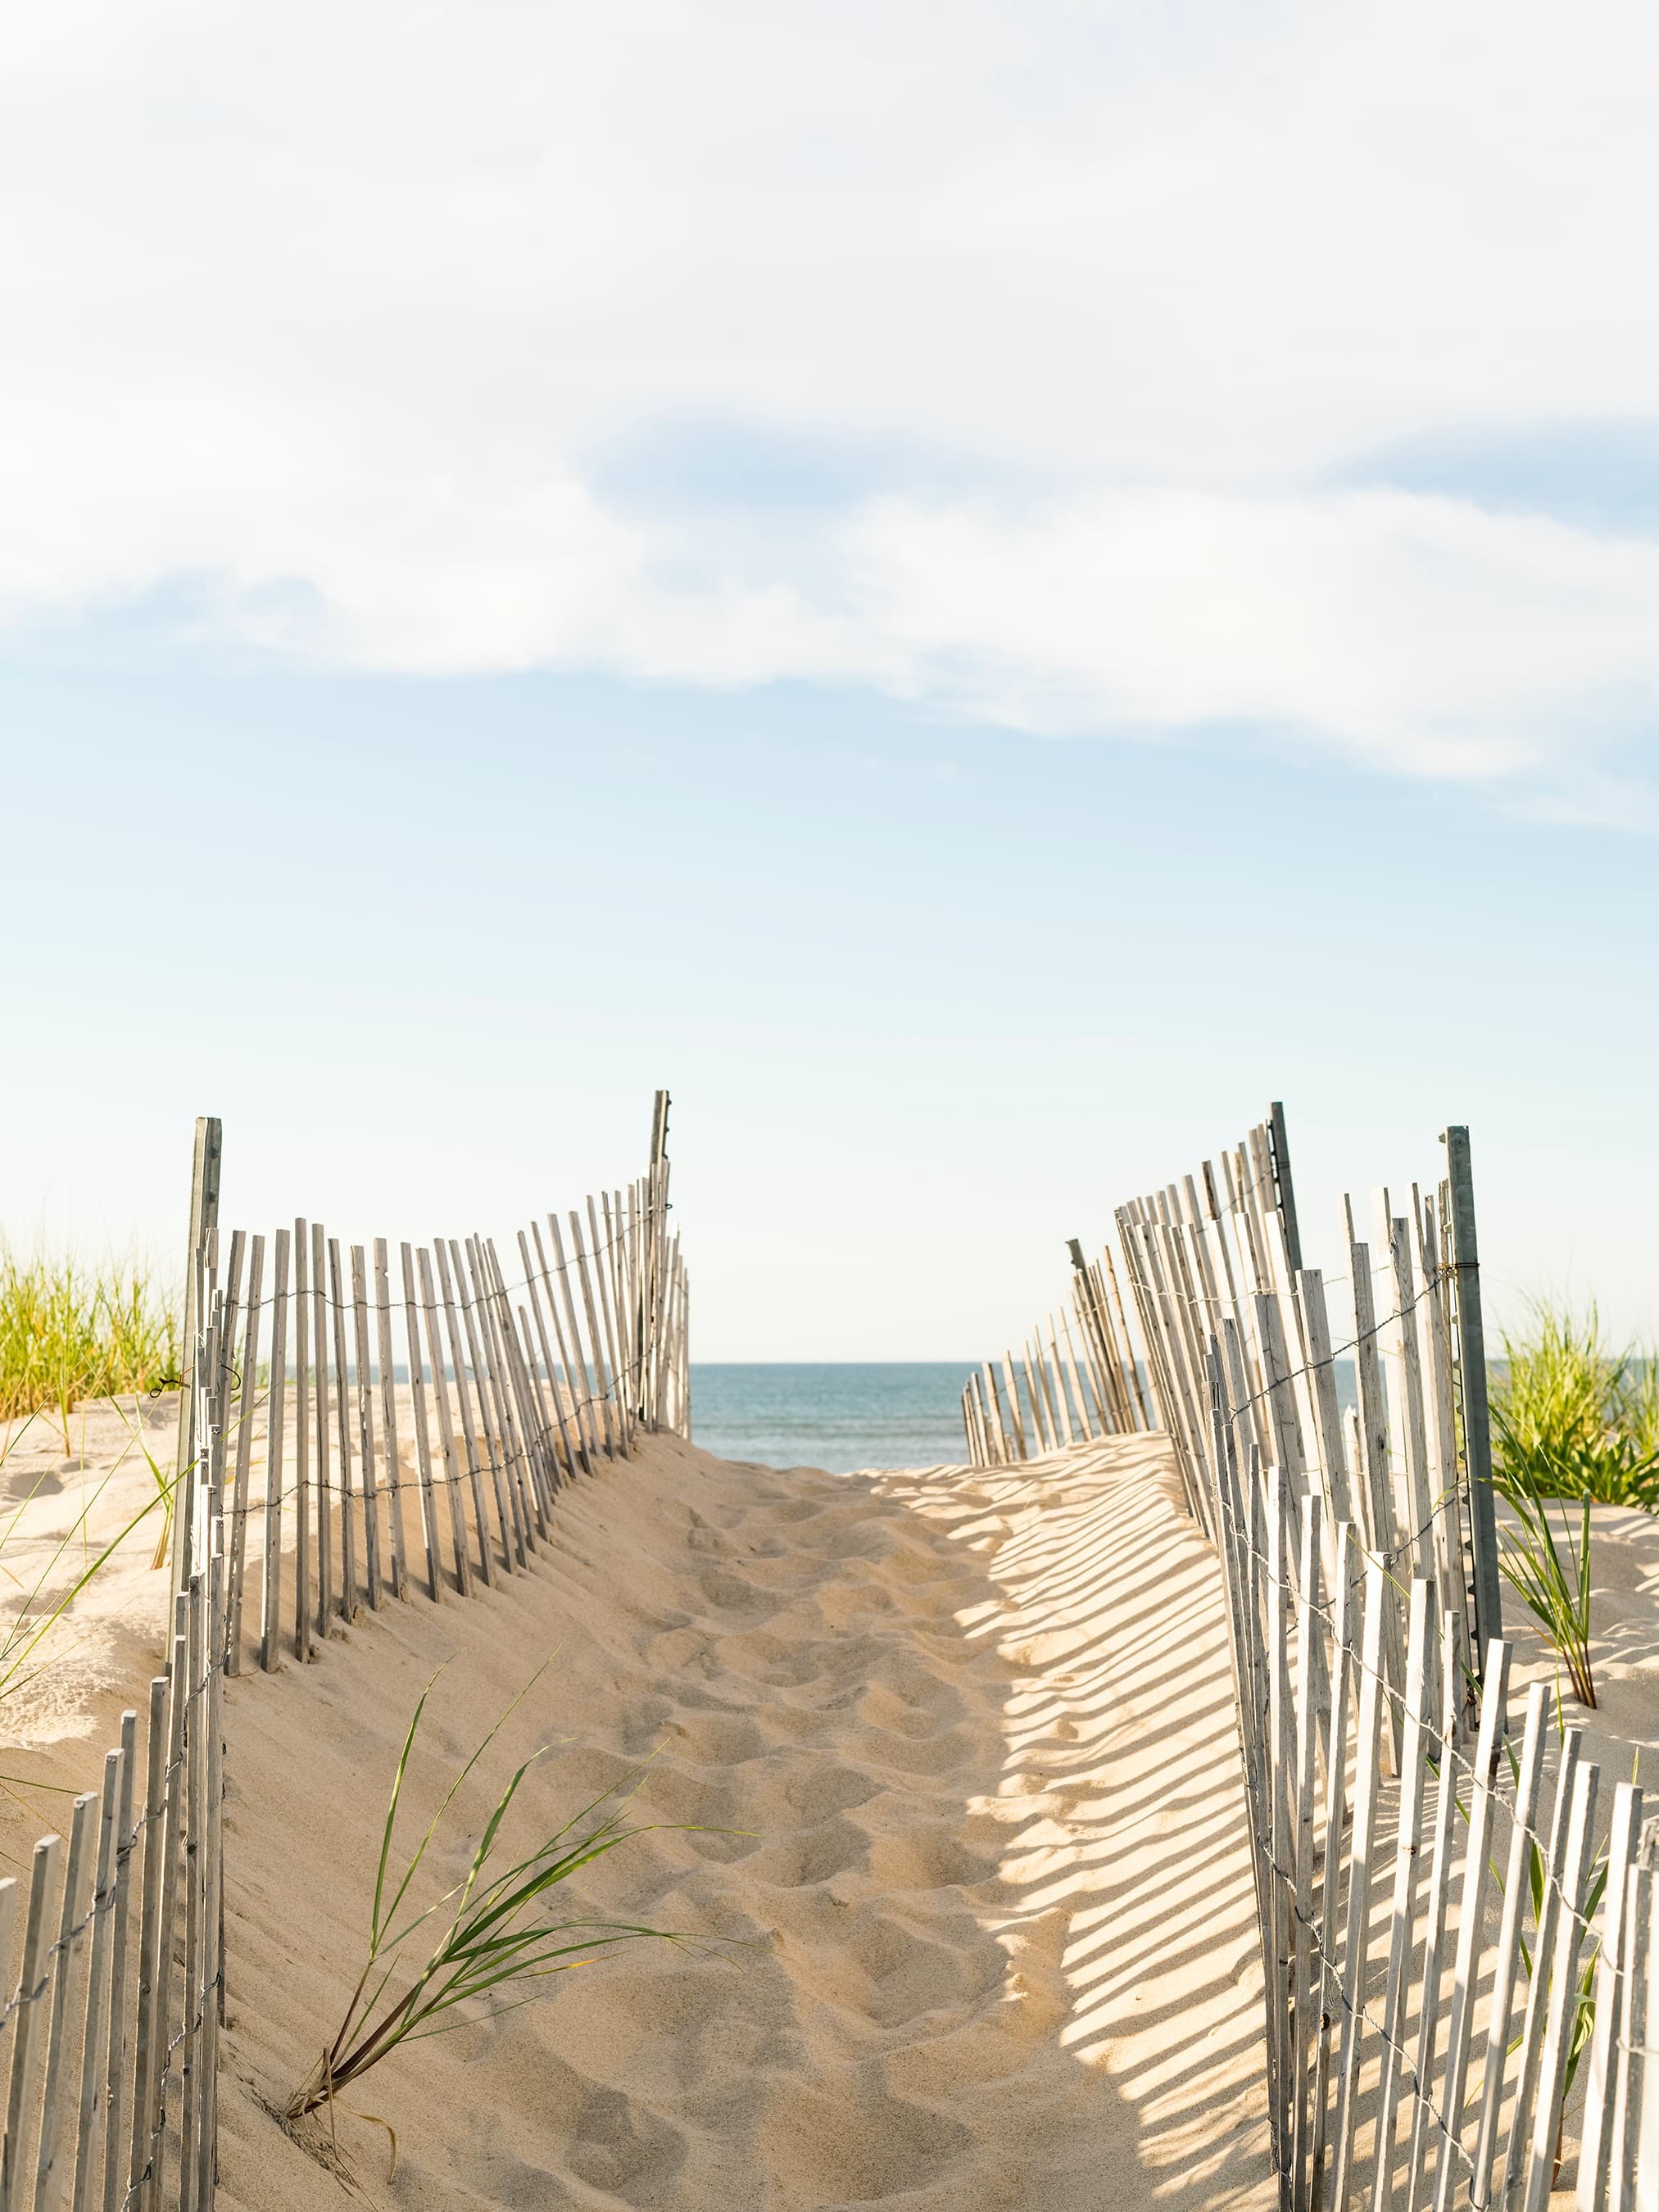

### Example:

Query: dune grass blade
xmin=0 ymin=1460 xmax=177 ymax=1702
xmin=1494 ymin=1489 xmax=1595 ymax=1707
xmin=288 ymin=1669 xmax=718 ymax=2128
xmin=0 ymin=1249 xmax=179 ymax=1457
xmin=1492 ymin=1300 xmax=1659 ymax=1508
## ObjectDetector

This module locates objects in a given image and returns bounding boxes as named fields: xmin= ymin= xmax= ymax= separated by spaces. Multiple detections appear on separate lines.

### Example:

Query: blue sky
xmin=3 ymin=1 xmax=1658 ymax=1355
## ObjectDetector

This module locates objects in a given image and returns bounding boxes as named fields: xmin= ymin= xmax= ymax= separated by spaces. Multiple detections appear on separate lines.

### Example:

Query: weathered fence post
xmin=1442 ymin=1124 xmax=1503 ymax=1666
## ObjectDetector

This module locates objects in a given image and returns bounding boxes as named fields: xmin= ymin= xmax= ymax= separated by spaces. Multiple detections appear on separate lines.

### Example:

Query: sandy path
xmin=212 ymin=1431 xmax=1272 ymax=2210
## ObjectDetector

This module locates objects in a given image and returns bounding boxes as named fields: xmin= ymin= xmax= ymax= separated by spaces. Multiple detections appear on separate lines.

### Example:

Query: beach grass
xmin=288 ymin=1665 xmax=709 ymax=2169
xmin=0 ymin=1248 xmax=179 ymax=1457
xmin=1491 ymin=1299 xmax=1659 ymax=1508
xmin=1495 ymin=1487 xmax=1597 ymax=1706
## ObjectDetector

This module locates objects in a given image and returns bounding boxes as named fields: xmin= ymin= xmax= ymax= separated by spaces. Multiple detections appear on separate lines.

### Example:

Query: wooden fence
xmin=171 ymin=1096 xmax=689 ymax=1675
xmin=0 ymin=1096 xmax=688 ymax=2211
xmin=971 ymin=1101 xmax=1659 ymax=2207
xmin=959 ymin=1237 xmax=1152 ymax=1464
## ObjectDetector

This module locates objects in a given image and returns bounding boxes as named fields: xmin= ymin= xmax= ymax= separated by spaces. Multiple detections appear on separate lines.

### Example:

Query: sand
xmin=202 ymin=1427 xmax=1276 ymax=2210
xmin=14 ymin=1399 xmax=1651 ymax=2209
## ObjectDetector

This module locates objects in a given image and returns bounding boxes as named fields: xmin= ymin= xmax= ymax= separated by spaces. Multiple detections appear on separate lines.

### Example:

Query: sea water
xmin=690 ymin=1363 xmax=980 ymax=1474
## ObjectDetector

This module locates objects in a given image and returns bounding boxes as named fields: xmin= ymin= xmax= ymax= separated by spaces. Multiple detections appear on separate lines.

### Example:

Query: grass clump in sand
xmin=0 ymin=1248 xmax=179 ymax=1457
xmin=1492 ymin=1300 xmax=1659 ymax=1507
xmin=288 ymin=1666 xmax=709 ymax=2169
xmin=1489 ymin=1300 xmax=1659 ymax=1708
xmin=1495 ymin=1490 xmax=1596 ymax=1707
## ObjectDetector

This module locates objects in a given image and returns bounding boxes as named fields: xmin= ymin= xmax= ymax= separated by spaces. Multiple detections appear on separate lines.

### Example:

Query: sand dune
xmin=198 ymin=1430 xmax=1272 ymax=2210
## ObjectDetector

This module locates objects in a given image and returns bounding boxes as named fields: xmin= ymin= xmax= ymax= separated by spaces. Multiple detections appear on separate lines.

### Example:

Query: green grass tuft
xmin=1491 ymin=1299 xmax=1659 ymax=1508
xmin=287 ymin=1665 xmax=731 ymax=2166
xmin=0 ymin=1248 xmax=179 ymax=1454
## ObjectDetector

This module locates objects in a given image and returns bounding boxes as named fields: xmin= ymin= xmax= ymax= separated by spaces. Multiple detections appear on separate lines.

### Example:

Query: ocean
xmin=690 ymin=1363 xmax=980 ymax=1474
xmin=687 ymin=1358 xmax=1363 ymax=1473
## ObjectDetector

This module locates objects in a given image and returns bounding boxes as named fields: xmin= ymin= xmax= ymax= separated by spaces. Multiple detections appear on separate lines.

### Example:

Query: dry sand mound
xmin=209 ymin=1432 xmax=1273 ymax=2210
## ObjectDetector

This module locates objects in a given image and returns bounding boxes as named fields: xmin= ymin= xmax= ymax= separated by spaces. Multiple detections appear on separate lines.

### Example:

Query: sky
xmin=3 ymin=1 xmax=1657 ymax=1358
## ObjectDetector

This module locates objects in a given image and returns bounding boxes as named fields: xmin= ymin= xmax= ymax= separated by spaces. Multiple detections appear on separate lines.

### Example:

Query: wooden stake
xmin=431 ymin=1242 xmax=492 ymax=1587
xmin=171 ymin=1117 xmax=222 ymax=1610
xmin=177 ymin=1575 xmax=205 ymax=2212
xmin=1429 ymin=1638 xmax=1513 ymax=2212
xmin=310 ymin=1222 xmax=331 ymax=1643
xmin=327 ymin=1240 xmax=357 ymax=1621
xmin=291 ymin=1222 xmax=310 ymax=1666
xmin=399 ymin=1244 xmax=443 ymax=1602
xmin=348 ymin=1247 xmax=381 ymax=1609
xmin=32 ymin=1793 xmax=95 ymax=2212
xmin=1578 ymin=1782 xmax=1645 ymax=2212
xmin=372 ymin=1240 xmax=408 ymax=1601
xmin=517 ymin=1232 xmax=580 ymax=1489
xmin=125 ymin=1682 xmax=167 ymax=2212
xmin=1369 ymin=1580 xmax=1433 ymax=2209
xmin=546 ymin=1218 xmax=601 ymax=1468
xmin=531 ymin=1224 xmax=591 ymax=1478
xmin=445 ymin=1241 xmax=514 ymax=1575
xmin=465 ymin=1240 xmax=530 ymax=1562
xmin=1469 ymin=1683 xmax=1549 ymax=2201
xmin=1498 ymin=1733 xmax=1593 ymax=2207
xmin=1403 ymin=1611 xmax=1463 ymax=2205
xmin=415 ymin=1249 xmax=469 ymax=1598
xmin=98 ymin=1710 xmax=138 ymax=2212
xmin=68 ymin=1750 xmax=123 ymax=2212
xmin=568 ymin=1214 xmax=617 ymax=1457
xmin=593 ymin=1195 xmax=631 ymax=1451
xmin=4 ymin=1836 xmax=64 ymax=2212
xmin=224 ymin=1235 xmax=263 ymax=1674
xmin=1330 ymin=1562 xmax=1387 ymax=2205
xmin=1442 ymin=1126 xmax=1503 ymax=1665
xmin=260 ymin=1232 xmax=289 ymax=1674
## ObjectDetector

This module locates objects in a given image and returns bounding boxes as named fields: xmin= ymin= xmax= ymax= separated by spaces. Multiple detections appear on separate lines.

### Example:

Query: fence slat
xmin=225 ymin=1235 xmax=264 ymax=1673
xmin=400 ymin=1243 xmax=444 ymax=1602
xmin=34 ymin=1793 xmax=97 ymax=2212
xmin=432 ymin=1241 xmax=494 ymax=1584
xmin=1330 ymin=1561 xmax=1388 ymax=2205
xmin=68 ymin=1750 xmax=123 ymax=2212
xmin=447 ymin=1240 xmax=514 ymax=1574
xmin=98 ymin=1710 xmax=138 ymax=2212
xmin=416 ymin=1247 xmax=470 ymax=1598
xmin=465 ymin=1239 xmax=529 ymax=1564
xmin=1403 ymin=1610 xmax=1462 ymax=2212
xmin=291 ymin=1222 xmax=310 ymax=1666
xmin=327 ymin=1240 xmax=357 ymax=1622
xmin=349 ymin=1246 xmax=381 ymax=1610
xmin=1578 ymin=1783 xmax=1645 ymax=2211
xmin=518 ymin=1233 xmax=581 ymax=1491
xmin=5 ymin=1837 xmax=64 ymax=2212
xmin=310 ymin=1222 xmax=331 ymax=1644
xmin=260 ymin=1231 xmax=289 ymax=1673
xmin=1371 ymin=1579 xmax=1433 ymax=2211
xmin=1469 ymin=1682 xmax=1549 ymax=2202
xmin=1430 ymin=1639 xmax=1513 ymax=2212
xmin=373 ymin=1239 xmax=409 ymax=1602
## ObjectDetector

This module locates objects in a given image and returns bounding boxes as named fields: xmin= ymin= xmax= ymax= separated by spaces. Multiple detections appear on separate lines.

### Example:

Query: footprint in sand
xmin=758 ymin=2067 xmax=972 ymax=2202
xmin=564 ymin=2086 xmax=689 ymax=2197
xmin=749 ymin=1816 xmax=868 ymax=1888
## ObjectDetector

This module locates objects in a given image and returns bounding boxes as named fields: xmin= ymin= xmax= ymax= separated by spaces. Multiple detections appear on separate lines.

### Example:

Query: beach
xmin=1 ymin=1402 xmax=1276 ymax=2208
xmin=7 ymin=1398 xmax=1656 ymax=2205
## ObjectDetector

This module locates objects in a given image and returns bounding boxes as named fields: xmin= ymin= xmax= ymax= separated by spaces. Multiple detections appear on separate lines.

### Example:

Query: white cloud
xmin=3 ymin=0 xmax=1659 ymax=798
